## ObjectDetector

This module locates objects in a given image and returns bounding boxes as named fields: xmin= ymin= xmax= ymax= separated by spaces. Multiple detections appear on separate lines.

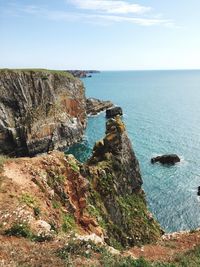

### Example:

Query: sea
xmin=67 ymin=70 xmax=200 ymax=233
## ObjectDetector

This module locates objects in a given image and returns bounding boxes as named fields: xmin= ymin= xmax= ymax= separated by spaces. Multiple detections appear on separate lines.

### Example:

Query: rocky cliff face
xmin=84 ymin=116 xmax=162 ymax=247
xmin=0 ymin=116 xmax=162 ymax=251
xmin=0 ymin=69 xmax=86 ymax=156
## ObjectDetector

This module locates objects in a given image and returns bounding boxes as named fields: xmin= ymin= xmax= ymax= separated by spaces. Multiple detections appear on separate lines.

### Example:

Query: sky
xmin=0 ymin=0 xmax=200 ymax=70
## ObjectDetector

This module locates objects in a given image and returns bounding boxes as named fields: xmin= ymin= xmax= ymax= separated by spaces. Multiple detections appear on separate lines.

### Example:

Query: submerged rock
xmin=151 ymin=154 xmax=180 ymax=165
xmin=0 ymin=69 xmax=87 ymax=156
xmin=106 ymin=106 xmax=123 ymax=118
xmin=86 ymin=98 xmax=114 ymax=116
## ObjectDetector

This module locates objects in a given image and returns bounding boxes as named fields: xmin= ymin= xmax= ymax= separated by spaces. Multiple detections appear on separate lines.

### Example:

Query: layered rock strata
xmin=86 ymin=98 xmax=114 ymax=116
xmin=84 ymin=116 xmax=162 ymax=247
xmin=0 ymin=69 xmax=87 ymax=156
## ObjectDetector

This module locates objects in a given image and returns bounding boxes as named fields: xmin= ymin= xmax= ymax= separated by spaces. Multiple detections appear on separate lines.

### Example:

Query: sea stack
xmin=86 ymin=116 xmax=162 ymax=246
xmin=106 ymin=106 xmax=123 ymax=118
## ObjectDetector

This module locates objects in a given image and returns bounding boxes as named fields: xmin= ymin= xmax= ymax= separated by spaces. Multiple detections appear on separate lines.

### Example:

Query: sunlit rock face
xmin=0 ymin=69 xmax=87 ymax=156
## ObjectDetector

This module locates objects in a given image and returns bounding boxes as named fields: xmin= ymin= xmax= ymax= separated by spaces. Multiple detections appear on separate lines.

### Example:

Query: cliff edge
xmin=0 ymin=69 xmax=86 ymax=156
xmin=0 ymin=116 xmax=162 ymax=250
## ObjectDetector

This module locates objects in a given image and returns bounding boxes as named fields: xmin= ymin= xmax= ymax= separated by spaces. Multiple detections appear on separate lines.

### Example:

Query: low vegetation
xmin=0 ymin=68 xmax=75 ymax=79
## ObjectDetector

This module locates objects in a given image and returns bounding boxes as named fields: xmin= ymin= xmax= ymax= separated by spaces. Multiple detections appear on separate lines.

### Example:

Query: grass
xmin=172 ymin=245 xmax=200 ymax=267
xmin=56 ymin=239 xmax=177 ymax=267
xmin=52 ymin=199 xmax=61 ymax=209
xmin=4 ymin=222 xmax=53 ymax=242
xmin=20 ymin=193 xmax=41 ymax=217
xmin=4 ymin=223 xmax=32 ymax=238
xmin=67 ymin=157 xmax=80 ymax=173
xmin=20 ymin=193 xmax=37 ymax=207
xmin=57 ymin=239 xmax=106 ymax=260
xmin=0 ymin=155 xmax=8 ymax=173
xmin=0 ymin=68 xmax=75 ymax=79
xmin=62 ymin=214 xmax=76 ymax=233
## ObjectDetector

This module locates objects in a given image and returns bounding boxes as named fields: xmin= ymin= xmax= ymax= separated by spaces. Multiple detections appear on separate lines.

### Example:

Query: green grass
xmin=56 ymin=243 xmax=200 ymax=267
xmin=4 ymin=223 xmax=32 ymax=238
xmin=52 ymin=199 xmax=61 ymax=209
xmin=20 ymin=193 xmax=41 ymax=217
xmin=4 ymin=222 xmax=53 ymax=242
xmin=67 ymin=157 xmax=80 ymax=173
xmin=0 ymin=68 xmax=75 ymax=79
xmin=20 ymin=193 xmax=37 ymax=207
xmin=172 ymin=245 xmax=200 ymax=267
xmin=57 ymin=239 xmax=106 ymax=260
xmin=62 ymin=214 xmax=76 ymax=233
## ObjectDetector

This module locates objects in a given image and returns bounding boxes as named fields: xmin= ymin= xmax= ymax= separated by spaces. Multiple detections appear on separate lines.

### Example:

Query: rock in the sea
xmin=0 ymin=69 xmax=87 ymax=156
xmin=197 ymin=186 xmax=200 ymax=196
xmin=86 ymin=98 xmax=114 ymax=116
xmin=151 ymin=154 xmax=180 ymax=165
xmin=106 ymin=106 xmax=123 ymax=118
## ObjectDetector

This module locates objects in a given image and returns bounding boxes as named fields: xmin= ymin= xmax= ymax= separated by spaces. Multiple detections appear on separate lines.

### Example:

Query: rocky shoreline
xmin=86 ymin=97 xmax=114 ymax=116
xmin=0 ymin=69 xmax=199 ymax=267
xmin=67 ymin=70 xmax=100 ymax=78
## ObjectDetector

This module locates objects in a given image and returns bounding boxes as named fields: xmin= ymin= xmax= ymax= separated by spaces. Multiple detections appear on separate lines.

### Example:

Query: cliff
xmin=0 ymin=69 xmax=87 ymax=156
xmin=0 ymin=116 xmax=161 ymax=249
xmin=0 ymin=116 xmax=199 ymax=266
xmin=85 ymin=116 xmax=162 ymax=247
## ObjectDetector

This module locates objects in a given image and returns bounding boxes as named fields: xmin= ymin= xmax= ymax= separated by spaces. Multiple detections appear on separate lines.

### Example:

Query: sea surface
xmin=67 ymin=70 xmax=200 ymax=233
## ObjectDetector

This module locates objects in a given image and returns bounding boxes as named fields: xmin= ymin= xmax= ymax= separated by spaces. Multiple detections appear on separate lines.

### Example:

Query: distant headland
xmin=66 ymin=70 xmax=100 ymax=78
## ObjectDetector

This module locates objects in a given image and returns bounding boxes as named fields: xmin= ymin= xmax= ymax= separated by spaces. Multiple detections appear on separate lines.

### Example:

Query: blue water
xmin=68 ymin=70 xmax=200 ymax=233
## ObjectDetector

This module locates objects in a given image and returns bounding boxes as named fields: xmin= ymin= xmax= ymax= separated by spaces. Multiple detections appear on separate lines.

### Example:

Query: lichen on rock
xmin=84 ymin=116 xmax=163 ymax=248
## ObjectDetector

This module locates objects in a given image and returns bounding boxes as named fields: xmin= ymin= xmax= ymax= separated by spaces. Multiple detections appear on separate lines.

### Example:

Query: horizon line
xmin=1 ymin=67 xmax=200 ymax=72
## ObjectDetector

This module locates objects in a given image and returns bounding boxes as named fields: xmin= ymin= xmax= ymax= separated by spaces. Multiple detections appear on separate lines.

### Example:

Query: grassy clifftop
xmin=0 ymin=68 xmax=75 ymax=79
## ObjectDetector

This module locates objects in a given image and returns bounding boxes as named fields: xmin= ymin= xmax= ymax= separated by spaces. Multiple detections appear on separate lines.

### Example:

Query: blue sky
xmin=0 ymin=0 xmax=200 ymax=70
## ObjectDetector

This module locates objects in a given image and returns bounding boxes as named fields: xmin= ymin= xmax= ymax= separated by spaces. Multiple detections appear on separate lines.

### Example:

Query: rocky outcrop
xmin=0 ymin=115 xmax=162 ymax=249
xmin=151 ymin=154 xmax=180 ymax=165
xmin=86 ymin=98 xmax=114 ymax=116
xmin=67 ymin=70 xmax=100 ymax=78
xmin=106 ymin=107 xmax=123 ymax=118
xmin=84 ymin=116 xmax=162 ymax=247
xmin=0 ymin=69 xmax=87 ymax=156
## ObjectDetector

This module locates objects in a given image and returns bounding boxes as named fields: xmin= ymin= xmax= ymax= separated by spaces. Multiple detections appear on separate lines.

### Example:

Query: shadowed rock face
xmin=89 ymin=116 xmax=142 ymax=193
xmin=106 ymin=107 xmax=123 ymax=118
xmin=0 ymin=69 xmax=87 ymax=156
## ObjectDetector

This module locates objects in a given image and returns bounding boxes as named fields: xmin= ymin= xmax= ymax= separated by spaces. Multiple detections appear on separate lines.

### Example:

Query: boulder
xmin=86 ymin=98 xmax=114 ymax=116
xmin=106 ymin=106 xmax=123 ymax=118
xmin=151 ymin=154 xmax=181 ymax=165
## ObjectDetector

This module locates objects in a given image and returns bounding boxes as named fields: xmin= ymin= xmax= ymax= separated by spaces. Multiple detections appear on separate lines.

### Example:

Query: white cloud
xmin=2 ymin=2 xmax=175 ymax=28
xmin=69 ymin=0 xmax=151 ymax=14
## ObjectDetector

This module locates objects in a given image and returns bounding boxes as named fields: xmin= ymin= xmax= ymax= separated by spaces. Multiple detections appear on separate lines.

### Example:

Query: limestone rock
xmin=0 ymin=69 xmax=87 ymax=156
xmin=86 ymin=98 xmax=114 ymax=116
